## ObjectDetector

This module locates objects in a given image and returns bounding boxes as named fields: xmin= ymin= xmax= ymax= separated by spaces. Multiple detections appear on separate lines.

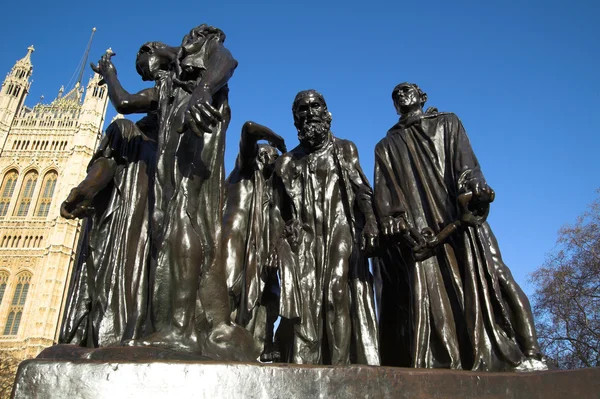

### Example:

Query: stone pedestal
xmin=11 ymin=356 xmax=600 ymax=398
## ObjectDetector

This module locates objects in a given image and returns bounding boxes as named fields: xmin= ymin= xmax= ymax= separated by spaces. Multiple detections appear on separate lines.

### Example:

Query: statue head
xmin=292 ymin=89 xmax=332 ymax=150
xmin=135 ymin=41 xmax=177 ymax=81
xmin=391 ymin=82 xmax=428 ymax=116
xmin=257 ymin=144 xmax=280 ymax=177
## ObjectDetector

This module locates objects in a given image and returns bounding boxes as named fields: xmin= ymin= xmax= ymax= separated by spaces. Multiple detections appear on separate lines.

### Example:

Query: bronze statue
xmin=58 ymin=49 xmax=160 ymax=348
xmin=132 ymin=25 xmax=237 ymax=354
xmin=268 ymin=90 xmax=380 ymax=365
xmin=373 ymin=82 xmax=547 ymax=371
xmin=60 ymin=26 xmax=260 ymax=361
xmin=221 ymin=121 xmax=286 ymax=361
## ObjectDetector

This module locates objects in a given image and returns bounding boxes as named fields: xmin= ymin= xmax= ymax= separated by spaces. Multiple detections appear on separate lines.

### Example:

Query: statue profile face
xmin=293 ymin=92 xmax=332 ymax=149
xmin=135 ymin=43 xmax=172 ymax=81
xmin=136 ymin=54 xmax=161 ymax=81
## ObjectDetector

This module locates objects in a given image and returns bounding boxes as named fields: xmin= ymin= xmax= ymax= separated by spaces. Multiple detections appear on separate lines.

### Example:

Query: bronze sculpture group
xmin=59 ymin=24 xmax=548 ymax=372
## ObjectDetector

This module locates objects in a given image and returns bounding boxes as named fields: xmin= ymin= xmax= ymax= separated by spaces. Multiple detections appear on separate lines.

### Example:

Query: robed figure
xmin=59 ymin=113 xmax=157 ymax=347
xmin=221 ymin=121 xmax=286 ymax=360
xmin=374 ymin=82 xmax=547 ymax=371
xmin=270 ymin=90 xmax=380 ymax=365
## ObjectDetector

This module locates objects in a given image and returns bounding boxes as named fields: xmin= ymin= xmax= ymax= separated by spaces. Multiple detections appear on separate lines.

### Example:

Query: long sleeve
xmin=374 ymin=141 xmax=407 ymax=220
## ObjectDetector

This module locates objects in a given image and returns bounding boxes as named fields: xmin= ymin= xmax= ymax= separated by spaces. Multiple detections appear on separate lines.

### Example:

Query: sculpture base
xmin=12 ymin=357 xmax=600 ymax=398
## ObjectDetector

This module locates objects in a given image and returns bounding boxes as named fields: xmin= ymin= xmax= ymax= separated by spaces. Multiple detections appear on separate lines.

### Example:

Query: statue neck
xmin=400 ymin=108 xmax=423 ymax=120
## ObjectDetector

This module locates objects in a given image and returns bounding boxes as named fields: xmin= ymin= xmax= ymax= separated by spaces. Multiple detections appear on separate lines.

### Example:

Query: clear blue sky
xmin=1 ymin=0 xmax=598 ymax=295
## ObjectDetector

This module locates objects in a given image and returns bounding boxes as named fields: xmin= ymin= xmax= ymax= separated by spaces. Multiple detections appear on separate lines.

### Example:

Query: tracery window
xmin=0 ymin=271 xmax=8 ymax=306
xmin=0 ymin=170 xmax=18 ymax=216
xmin=14 ymin=171 xmax=38 ymax=217
xmin=36 ymin=171 xmax=58 ymax=217
xmin=3 ymin=272 xmax=31 ymax=335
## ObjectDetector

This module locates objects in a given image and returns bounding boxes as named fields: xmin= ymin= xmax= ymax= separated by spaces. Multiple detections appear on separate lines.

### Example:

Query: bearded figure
xmin=268 ymin=90 xmax=380 ymax=365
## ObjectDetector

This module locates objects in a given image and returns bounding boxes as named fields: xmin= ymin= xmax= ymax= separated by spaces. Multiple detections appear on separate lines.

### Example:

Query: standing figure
xmin=221 ymin=121 xmax=286 ymax=361
xmin=86 ymin=27 xmax=256 ymax=359
xmin=373 ymin=82 xmax=547 ymax=371
xmin=269 ymin=90 xmax=380 ymax=365
xmin=59 ymin=50 xmax=160 ymax=348
xmin=134 ymin=25 xmax=241 ymax=354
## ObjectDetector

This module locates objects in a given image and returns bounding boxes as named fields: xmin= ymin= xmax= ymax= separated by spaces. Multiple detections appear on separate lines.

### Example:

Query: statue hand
xmin=466 ymin=179 xmax=495 ymax=205
xmin=381 ymin=215 xmax=409 ymax=237
xmin=90 ymin=51 xmax=116 ymax=85
xmin=60 ymin=187 xmax=95 ymax=220
xmin=360 ymin=217 xmax=378 ymax=254
xmin=266 ymin=133 xmax=287 ymax=154
xmin=177 ymin=87 xmax=223 ymax=137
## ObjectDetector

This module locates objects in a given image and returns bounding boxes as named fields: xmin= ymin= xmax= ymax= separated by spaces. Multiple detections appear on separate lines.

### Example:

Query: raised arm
xmin=91 ymin=52 xmax=158 ymax=115
xmin=193 ymin=39 xmax=238 ymax=98
xmin=237 ymin=121 xmax=287 ymax=170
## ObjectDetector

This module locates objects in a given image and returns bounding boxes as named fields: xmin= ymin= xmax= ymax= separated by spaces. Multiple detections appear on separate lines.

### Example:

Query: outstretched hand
xmin=90 ymin=49 xmax=116 ymax=86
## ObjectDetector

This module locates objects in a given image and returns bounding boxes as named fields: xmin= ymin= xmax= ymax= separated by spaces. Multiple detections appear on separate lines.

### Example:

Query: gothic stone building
xmin=0 ymin=46 xmax=108 ymax=360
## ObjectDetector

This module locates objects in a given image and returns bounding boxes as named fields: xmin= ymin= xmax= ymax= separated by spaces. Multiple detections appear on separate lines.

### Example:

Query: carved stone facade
xmin=0 ymin=46 xmax=108 ymax=361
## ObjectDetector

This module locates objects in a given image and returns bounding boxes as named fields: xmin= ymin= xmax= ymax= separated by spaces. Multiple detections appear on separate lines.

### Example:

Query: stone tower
xmin=0 ymin=46 xmax=34 ymax=155
xmin=0 ymin=35 xmax=108 ymax=361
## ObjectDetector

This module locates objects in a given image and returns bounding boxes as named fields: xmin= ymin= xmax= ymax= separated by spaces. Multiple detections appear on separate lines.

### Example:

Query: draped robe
xmin=59 ymin=115 xmax=157 ymax=347
xmin=150 ymin=34 xmax=230 ymax=334
xmin=271 ymin=137 xmax=380 ymax=365
xmin=222 ymin=151 xmax=273 ymax=338
xmin=374 ymin=112 xmax=537 ymax=371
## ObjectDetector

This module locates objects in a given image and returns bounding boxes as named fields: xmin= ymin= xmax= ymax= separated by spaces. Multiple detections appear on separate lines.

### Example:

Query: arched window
xmin=3 ymin=272 xmax=31 ymax=335
xmin=36 ymin=171 xmax=58 ymax=217
xmin=14 ymin=171 xmax=38 ymax=217
xmin=0 ymin=271 xmax=8 ymax=305
xmin=0 ymin=170 xmax=18 ymax=217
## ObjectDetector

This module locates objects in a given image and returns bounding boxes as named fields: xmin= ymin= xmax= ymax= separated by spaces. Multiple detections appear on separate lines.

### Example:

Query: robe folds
xmin=60 ymin=116 xmax=157 ymax=347
xmin=374 ymin=112 xmax=536 ymax=371
xmin=271 ymin=137 xmax=380 ymax=365
xmin=150 ymin=37 xmax=230 ymax=333
xmin=222 ymin=156 xmax=273 ymax=339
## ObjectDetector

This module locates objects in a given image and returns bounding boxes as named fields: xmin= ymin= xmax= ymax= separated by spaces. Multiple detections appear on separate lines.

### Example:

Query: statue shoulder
xmin=274 ymin=151 xmax=295 ymax=176
xmin=425 ymin=111 xmax=459 ymax=123
xmin=333 ymin=136 xmax=358 ymax=156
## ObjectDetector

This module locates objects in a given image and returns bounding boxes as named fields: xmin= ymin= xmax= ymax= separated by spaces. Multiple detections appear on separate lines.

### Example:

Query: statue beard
xmin=297 ymin=119 xmax=331 ymax=149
